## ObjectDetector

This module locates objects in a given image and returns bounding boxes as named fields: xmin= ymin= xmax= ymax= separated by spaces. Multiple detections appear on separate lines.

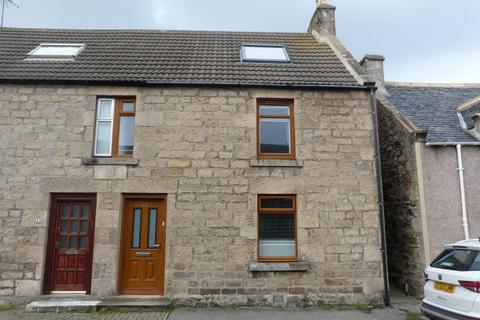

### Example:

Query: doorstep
xmin=26 ymin=295 xmax=171 ymax=313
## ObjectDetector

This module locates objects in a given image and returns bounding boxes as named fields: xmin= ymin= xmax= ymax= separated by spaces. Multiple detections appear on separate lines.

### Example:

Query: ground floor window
xmin=258 ymin=195 xmax=297 ymax=262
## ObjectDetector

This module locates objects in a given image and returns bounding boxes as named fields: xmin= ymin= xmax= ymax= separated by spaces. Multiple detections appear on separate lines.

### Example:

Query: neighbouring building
xmin=0 ymin=1 xmax=387 ymax=306
xmin=363 ymin=57 xmax=480 ymax=297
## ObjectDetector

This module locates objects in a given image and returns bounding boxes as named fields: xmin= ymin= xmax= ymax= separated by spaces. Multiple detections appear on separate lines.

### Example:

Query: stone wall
xmin=377 ymin=101 xmax=425 ymax=297
xmin=0 ymin=84 xmax=383 ymax=306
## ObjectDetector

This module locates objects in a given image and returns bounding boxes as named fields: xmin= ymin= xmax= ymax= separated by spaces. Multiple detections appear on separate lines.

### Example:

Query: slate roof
xmin=0 ymin=28 xmax=362 ymax=88
xmin=385 ymin=84 xmax=480 ymax=144
xmin=460 ymin=102 xmax=480 ymax=130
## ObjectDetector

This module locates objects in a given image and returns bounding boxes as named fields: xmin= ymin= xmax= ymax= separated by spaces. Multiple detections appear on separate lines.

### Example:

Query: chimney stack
xmin=360 ymin=54 xmax=386 ymax=93
xmin=308 ymin=0 xmax=336 ymax=38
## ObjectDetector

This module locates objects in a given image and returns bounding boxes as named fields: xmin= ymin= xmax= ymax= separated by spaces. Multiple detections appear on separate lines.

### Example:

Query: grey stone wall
xmin=377 ymin=101 xmax=426 ymax=297
xmin=0 ymin=84 xmax=383 ymax=306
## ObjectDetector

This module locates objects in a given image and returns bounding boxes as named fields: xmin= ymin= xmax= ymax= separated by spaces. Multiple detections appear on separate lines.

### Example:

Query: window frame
xmin=257 ymin=195 xmax=298 ymax=262
xmin=93 ymin=97 xmax=136 ymax=158
xmin=256 ymin=99 xmax=296 ymax=160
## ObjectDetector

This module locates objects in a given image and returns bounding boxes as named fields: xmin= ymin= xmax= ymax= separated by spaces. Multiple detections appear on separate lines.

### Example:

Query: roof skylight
xmin=27 ymin=43 xmax=85 ymax=59
xmin=241 ymin=45 xmax=290 ymax=63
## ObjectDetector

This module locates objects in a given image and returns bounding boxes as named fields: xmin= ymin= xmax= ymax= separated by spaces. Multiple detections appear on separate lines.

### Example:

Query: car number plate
xmin=434 ymin=281 xmax=456 ymax=294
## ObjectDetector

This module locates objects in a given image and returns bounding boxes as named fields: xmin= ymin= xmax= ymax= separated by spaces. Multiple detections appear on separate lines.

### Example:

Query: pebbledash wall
xmin=0 ymin=84 xmax=384 ymax=306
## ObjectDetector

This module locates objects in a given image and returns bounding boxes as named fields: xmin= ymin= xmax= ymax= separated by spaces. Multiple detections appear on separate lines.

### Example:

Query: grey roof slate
xmin=0 ymin=28 xmax=361 ymax=88
xmin=385 ymin=84 xmax=480 ymax=144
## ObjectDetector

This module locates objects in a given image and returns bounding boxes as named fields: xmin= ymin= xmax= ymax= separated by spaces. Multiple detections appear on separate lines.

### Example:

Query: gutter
xmin=0 ymin=78 xmax=372 ymax=90
xmin=426 ymin=142 xmax=480 ymax=146
xmin=456 ymin=144 xmax=470 ymax=240
xmin=368 ymin=85 xmax=390 ymax=306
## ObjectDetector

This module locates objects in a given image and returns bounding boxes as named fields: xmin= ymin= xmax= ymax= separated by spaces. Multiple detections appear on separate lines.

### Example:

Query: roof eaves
xmin=426 ymin=141 xmax=480 ymax=146
xmin=0 ymin=78 xmax=369 ymax=90
xmin=385 ymin=82 xmax=480 ymax=89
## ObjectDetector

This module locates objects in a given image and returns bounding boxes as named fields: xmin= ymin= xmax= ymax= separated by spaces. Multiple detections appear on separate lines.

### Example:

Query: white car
xmin=422 ymin=239 xmax=480 ymax=320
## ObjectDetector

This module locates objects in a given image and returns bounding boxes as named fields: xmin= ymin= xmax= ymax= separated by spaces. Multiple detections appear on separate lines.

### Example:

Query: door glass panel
xmin=148 ymin=209 xmax=157 ymax=248
xmin=259 ymin=118 xmax=290 ymax=154
xmin=72 ymin=206 xmax=80 ymax=218
xmin=80 ymin=221 xmax=88 ymax=233
xmin=81 ymin=206 xmax=89 ymax=218
xmin=59 ymin=236 xmax=67 ymax=248
xmin=60 ymin=220 xmax=68 ymax=233
xmin=132 ymin=208 xmax=141 ymax=248
xmin=70 ymin=221 xmax=79 ymax=233
xmin=118 ymin=116 xmax=135 ymax=155
xmin=79 ymin=236 xmax=87 ymax=249
xmin=69 ymin=236 xmax=78 ymax=249
xmin=62 ymin=206 xmax=69 ymax=218
xmin=122 ymin=102 xmax=135 ymax=112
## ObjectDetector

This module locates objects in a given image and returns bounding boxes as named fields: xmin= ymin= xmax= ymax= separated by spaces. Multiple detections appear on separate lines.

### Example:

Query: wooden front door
xmin=119 ymin=198 xmax=166 ymax=295
xmin=44 ymin=194 xmax=96 ymax=294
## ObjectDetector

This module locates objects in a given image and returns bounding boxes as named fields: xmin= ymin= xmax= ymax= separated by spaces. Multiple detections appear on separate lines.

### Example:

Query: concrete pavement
xmin=168 ymin=305 xmax=425 ymax=320
xmin=0 ymin=292 xmax=426 ymax=320
xmin=0 ymin=304 xmax=426 ymax=320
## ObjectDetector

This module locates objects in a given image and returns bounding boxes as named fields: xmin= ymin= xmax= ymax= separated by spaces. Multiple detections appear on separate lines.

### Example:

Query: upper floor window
xmin=94 ymin=98 xmax=136 ymax=157
xmin=241 ymin=45 xmax=290 ymax=63
xmin=258 ymin=195 xmax=297 ymax=262
xmin=27 ymin=43 xmax=85 ymax=60
xmin=257 ymin=99 xmax=295 ymax=160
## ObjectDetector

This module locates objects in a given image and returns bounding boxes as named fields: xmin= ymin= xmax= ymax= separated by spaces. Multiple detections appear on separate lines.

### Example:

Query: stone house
xmin=0 ymin=1 xmax=387 ymax=307
xmin=364 ymin=58 xmax=480 ymax=297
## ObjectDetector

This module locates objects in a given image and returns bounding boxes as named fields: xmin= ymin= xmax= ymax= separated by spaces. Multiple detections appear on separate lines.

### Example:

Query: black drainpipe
xmin=367 ymin=84 xmax=390 ymax=306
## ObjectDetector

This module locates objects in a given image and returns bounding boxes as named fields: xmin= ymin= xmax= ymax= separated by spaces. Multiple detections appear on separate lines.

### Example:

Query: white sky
xmin=3 ymin=0 xmax=480 ymax=83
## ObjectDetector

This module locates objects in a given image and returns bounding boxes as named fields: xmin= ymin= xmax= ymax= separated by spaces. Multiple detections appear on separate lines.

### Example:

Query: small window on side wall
xmin=94 ymin=98 xmax=136 ymax=157
xmin=257 ymin=99 xmax=295 ymax=160
xmin=258 ymin=195 xmax=297 ymax=262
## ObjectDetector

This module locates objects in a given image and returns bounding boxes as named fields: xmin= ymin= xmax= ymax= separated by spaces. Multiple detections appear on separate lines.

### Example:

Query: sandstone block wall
xmin=0 ymin=84 xmax=383 ymax=306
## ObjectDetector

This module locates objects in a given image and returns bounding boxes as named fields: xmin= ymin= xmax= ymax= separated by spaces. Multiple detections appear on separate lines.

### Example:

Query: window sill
xmin=82 ymin=157 xmax=139 ymax=166
xmin=249 ymin=159 xmax=304 ymax=168
xmin=249 ymin=262 xmax=310 ymax=272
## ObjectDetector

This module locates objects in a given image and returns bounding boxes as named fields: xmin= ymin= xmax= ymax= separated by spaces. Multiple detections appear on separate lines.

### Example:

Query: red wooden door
xmin=44 ymin=194 xmax=96 ymax=294
xmin=119 ymin=198 xmax=166 ymax=294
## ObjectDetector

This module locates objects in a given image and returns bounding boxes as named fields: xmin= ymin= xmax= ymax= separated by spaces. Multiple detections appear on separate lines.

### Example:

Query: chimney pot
xmin=309 ymin=0 xmax=336 ymax=38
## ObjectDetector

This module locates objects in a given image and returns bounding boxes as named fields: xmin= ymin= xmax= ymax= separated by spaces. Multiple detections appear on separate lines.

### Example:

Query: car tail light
xmin=459 ymin=281 xmax=480 ymax=293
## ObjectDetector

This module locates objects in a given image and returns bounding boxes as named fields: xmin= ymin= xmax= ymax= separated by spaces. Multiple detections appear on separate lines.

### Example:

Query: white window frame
xmin=241 ymin=45 xmax=290 ymax=63
xmin=94 ymin=98 xmax=115 ymax=157
xmin=27 ymin=43 xmax=85 ymax=60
